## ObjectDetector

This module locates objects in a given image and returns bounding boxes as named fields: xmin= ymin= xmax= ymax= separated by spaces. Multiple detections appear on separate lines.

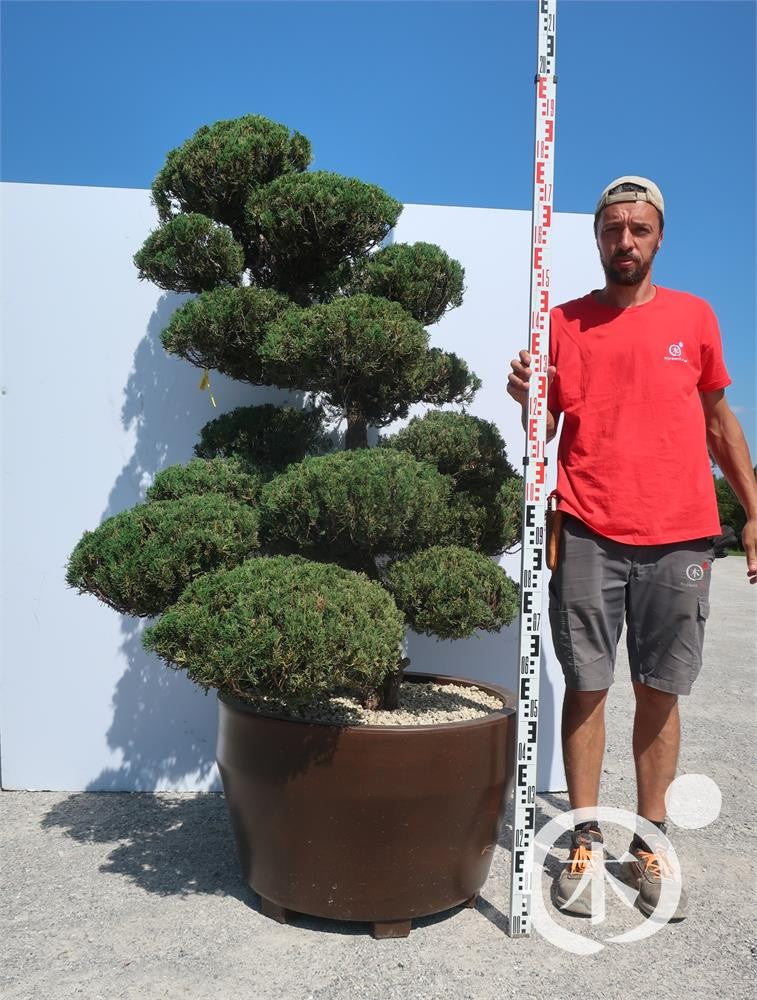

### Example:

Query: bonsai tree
xmin=66 ymin=114 xmax=521 ymax=713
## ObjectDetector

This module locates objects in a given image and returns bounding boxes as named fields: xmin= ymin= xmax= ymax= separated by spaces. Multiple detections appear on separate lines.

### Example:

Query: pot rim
xmin=218 ymin=671 xmax=516 ymax=733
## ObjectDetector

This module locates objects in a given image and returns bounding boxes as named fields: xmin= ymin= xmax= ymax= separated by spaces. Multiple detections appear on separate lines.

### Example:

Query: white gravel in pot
xmin=237 ymin=681 xmax=506 ymax=726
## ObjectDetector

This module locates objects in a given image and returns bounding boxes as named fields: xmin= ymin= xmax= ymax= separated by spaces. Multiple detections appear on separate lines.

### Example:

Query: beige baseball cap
xmin=595 ymin=176 xmax=665 ymax=219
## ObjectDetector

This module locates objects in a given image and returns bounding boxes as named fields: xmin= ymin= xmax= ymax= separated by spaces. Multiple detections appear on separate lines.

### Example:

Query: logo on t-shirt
xmin=665 ymin=341 xmax=688 ymax=363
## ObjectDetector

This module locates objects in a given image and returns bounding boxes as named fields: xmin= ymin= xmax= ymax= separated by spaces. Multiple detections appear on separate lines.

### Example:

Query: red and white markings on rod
xmin=508 ymin=0 xmax=557 ymax=939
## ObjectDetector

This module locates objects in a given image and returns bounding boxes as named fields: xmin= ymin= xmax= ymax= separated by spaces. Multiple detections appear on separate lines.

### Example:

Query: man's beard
xmin=602 ymin=249 xmax=656 ymax=286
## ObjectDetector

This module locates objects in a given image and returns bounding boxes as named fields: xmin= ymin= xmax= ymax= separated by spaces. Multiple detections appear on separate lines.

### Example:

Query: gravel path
xmin=2 ymin=556 xmax=755 ymax=1000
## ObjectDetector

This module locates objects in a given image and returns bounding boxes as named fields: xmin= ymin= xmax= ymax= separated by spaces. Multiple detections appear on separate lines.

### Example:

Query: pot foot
xmin=260 ymin=896 xmax=288 ymax=924
xmin=372 ymin=919 xmax=412 ymax=939
xmin=464 ymin=893 xmax=479 ymax=908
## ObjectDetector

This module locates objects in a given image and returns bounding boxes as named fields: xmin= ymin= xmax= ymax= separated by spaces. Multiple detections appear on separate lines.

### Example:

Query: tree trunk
xmin=361 ymin=657 xmax=409 ymax=711
xmin=345 ymin=405 xmax=368 ymax=450
xmin=340 ymin=552 xmax=380 ymax=581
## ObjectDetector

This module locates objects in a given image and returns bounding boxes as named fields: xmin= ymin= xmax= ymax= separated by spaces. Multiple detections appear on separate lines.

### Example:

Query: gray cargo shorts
xmin=548 ymin=516 xmax=715 ymax=696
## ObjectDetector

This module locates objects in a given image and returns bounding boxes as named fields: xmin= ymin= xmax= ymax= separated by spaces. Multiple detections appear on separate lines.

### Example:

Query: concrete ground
xmin=2 ymin=556 xmax=755 ymax=1000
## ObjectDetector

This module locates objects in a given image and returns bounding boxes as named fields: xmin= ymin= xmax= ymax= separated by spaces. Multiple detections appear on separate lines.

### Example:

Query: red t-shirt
xmin=548 ymin=286 xmax=731 ymax=545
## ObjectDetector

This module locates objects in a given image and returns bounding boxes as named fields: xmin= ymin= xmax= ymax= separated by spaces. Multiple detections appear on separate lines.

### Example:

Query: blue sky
xmin=2 ymin=0 xmax=755 ymax=455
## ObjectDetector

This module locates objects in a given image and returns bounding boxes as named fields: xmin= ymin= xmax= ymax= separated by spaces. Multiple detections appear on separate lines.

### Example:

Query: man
xmin=506 ymin=176 xmax=757 ymax=920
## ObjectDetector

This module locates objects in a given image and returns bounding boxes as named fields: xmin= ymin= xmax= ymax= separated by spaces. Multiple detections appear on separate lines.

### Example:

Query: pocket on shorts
xmin=688 ymin=596 xmax=710 ymax=687
xmin=549 ymin=608 xmax=576 ymax=673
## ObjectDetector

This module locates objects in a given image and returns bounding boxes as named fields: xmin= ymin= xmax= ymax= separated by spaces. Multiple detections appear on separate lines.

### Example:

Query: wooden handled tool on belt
xmin=546 ymin=494 xmax=563 ymax=571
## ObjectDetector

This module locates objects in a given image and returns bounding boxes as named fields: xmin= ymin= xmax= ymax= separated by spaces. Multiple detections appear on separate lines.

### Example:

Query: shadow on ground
xmin=42 ymin=793 xmax=246 ymax=900
xmin=40 ymin=788 xmax=581 ymax=938
xmin=41 ymin=791 xmax=494 ymax=937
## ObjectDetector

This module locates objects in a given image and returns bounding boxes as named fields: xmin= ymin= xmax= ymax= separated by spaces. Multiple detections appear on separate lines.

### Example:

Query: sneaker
xmin=621 ymin=832 xmax=688 ymax=921
xmin=555 ymin=826 xmax=605 ymax=916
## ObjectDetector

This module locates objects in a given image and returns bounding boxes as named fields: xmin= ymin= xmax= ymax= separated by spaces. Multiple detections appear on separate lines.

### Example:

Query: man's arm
xmin=700 ymin=389 xmax=757 ymax=584
xmin=506 ymin=349 xmax=559 ymax=443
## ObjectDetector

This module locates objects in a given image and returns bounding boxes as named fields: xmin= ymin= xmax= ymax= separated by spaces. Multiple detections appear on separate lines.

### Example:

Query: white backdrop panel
xmin=0 ymin=182 xmax=602 ymax=791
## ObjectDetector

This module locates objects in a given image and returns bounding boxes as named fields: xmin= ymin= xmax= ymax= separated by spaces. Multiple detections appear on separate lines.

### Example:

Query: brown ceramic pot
xmin=216 ymin=671 xmax=516 ymax=938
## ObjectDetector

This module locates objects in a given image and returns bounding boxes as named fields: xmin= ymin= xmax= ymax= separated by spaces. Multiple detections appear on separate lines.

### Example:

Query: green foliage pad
xmin=262 ymin=294 xmax=480 ymax=426
xmin=386 ymin=545 xmax=519 ymax=640
xmin=381 ymin=411 xmax=522 ymax=553
xmin=151 ymin=114 xmax=311 ymax=227
xmin=65 ymin=496 xmax=260 ymax=617
xmin=244 ymin=171 xmax=402 ymax=302
xmin=259 ymin=448 xmax=454 ymax=561
xmin=161 ymin=285 xmax=293 ymax=382
xmin=146 ymin=457 xmax=266 ymax=506
xmin=143 ymin=556 xmax=405 ymax=703
xmin=134 ymin=213 xmax=245 ymax=294
xmin=194 ymin=403 xmax=332 ymax=470
xmin=349 ymin=242 xmax=465 ymax=325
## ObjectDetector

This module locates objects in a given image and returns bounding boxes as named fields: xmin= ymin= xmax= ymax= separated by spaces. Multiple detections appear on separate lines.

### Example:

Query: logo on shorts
xmin=685 ymin=563 xmax=704 ymax=582
xmin=664 ymin=341 xmax=688 ymax=363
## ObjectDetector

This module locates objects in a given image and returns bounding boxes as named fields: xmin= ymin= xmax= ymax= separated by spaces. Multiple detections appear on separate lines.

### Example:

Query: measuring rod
xmin=508 ymin=0 xmax=557 ymax=938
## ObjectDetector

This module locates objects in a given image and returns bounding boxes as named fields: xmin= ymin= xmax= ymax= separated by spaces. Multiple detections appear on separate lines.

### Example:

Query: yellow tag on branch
xmin=199 ymin=369 xmax=217 ymax=407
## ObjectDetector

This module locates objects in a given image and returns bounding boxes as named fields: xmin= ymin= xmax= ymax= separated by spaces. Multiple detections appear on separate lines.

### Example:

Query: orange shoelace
xmin=635 ymin=848 xmax=672 ymax=878
xmin=569 ymin=843 xmax=599 ymax=875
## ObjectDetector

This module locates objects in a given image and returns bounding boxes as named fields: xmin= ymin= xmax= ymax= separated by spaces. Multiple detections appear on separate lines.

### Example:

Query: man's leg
xmin=549 ymin=518 xmax=628 ymax=813
xmin=553 ymin=688 xmax=609 ymax=915
xmin=549 ymin=518 xmax=628 ymax=915
xmin=632 ymin=681 xmax=680 ymax=822
xmin=625 ymin=681 xmax=687 ymax=918
xmin=621 ymin=537 xmax=714 ymax=920
xmin=562 ymin=688 xmax=609 ymax=811
xmin=626 ymin=534 xmax=713 ymax=819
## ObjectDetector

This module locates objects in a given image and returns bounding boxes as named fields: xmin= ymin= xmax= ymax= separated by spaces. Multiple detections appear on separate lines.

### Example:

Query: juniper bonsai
xmin=66 ymin=113 xmax=521 ymax=712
